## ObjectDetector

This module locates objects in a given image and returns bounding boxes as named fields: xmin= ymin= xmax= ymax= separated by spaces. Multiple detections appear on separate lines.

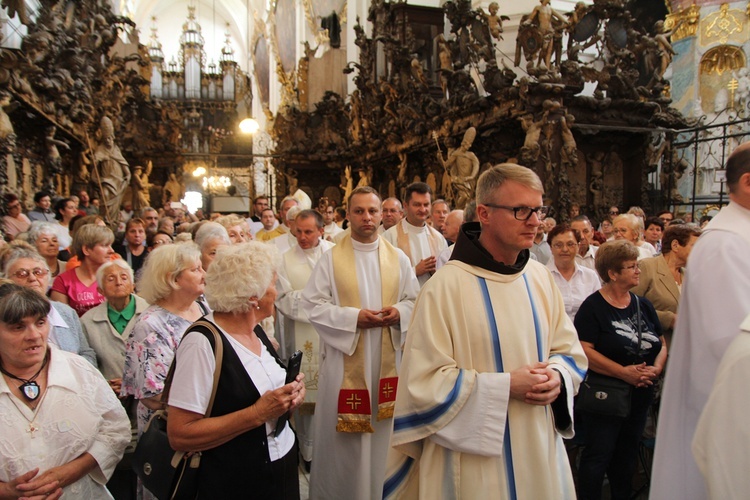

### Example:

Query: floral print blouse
xmin=121 ymin=304 xmax=195 ymax=434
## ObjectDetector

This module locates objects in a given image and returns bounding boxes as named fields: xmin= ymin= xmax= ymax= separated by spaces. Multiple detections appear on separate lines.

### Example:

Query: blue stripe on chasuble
xmin=383 ymin=456 xmax=414 ymax=497
xmin=522 ymin=273 xmax=544 ymax=362
xmin=393 ymin=370 xmax=465 ymax=431
xmin=550 ymin=353 xmax=587 ymax=379
xmin=478 ymin=277 xmax=518 ymax=500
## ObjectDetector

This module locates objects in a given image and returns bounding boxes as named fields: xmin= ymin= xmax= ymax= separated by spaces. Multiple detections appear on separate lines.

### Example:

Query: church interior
xmin=0 ymin=0 xmax=748 ymax=225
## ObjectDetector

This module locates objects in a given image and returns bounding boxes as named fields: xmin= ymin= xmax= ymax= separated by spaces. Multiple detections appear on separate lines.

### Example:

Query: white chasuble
xmin=385 ymin=258 xmax=587 ymax=499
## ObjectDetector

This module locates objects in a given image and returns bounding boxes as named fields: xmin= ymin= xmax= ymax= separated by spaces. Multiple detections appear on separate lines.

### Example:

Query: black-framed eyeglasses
xmin=484 ymin=204 xmax=549 ymax=221
xmin=13 ymin=268 xmax=49 ymax=279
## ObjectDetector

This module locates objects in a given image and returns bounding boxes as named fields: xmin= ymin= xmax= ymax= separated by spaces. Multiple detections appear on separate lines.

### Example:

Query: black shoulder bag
xmin=576 ymin=296 xmax=643 ymax=418
xmin=132 ymin=320 xmax=224 ymax=500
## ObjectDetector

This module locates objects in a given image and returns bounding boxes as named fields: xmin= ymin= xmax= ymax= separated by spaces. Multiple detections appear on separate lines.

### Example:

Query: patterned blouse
xmin=121 ymin=304 xmax=196 ymax=434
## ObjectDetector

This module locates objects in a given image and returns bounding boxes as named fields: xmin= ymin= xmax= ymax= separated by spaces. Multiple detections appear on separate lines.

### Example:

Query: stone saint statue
xmin=437 ymin=127 xmax=481 ymax=209
xmin=131 ymin=161 xmax=152 ymax=211
xmin=93 ymin=116 xmax=131 ymax=226
xmin=164 ymin=173 xmax=185 ymax=203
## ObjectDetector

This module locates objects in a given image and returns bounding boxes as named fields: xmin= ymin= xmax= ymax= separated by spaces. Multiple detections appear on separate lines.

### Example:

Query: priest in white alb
xmin=651 ymin=142 xmax=750 ymax=500
xmin=383 ymin=182 xmax=446 ymax=288
xmin=275 ymin=209 xmax=334 ymax=470
xmin=384 ymin=164 xmax=588 ymax=499
xmin=301 ymin=187 xmax=419 ymax=500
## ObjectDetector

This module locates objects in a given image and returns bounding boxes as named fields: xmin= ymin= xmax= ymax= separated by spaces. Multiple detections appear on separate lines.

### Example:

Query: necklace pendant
xmin=27 ymin=422 xmax=39 ymax=438
xmin=20 ymin=381 xmax=40 ymax=402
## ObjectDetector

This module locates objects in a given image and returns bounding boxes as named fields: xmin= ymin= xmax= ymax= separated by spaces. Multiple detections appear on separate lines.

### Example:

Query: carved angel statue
xmin=652 ymin=20 xmax=679 ymax=83
xmin=524 ymin=0 xmax=567 ymax=69
xmin=481 ymin=2 xmax=509 ymax=41
xmin=437 ymin=127 xmax=480 ymax=209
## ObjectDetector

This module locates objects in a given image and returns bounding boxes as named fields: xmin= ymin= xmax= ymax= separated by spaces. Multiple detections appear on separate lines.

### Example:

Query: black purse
xmin=132 ymin=320 xmax=224 ymax=500
xmin=577 ymin=297 xmax=643 ymax=418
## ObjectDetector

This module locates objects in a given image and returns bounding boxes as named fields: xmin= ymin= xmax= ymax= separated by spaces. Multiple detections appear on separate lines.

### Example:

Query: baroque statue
xmin=93 ymin=116 xmax=131 ymax=227
xmin=437 ymin=127 xmax=480 ymax=209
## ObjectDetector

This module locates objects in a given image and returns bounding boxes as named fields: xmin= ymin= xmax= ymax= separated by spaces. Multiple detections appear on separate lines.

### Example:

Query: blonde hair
xmin=476 ymin=163 xmax=544 ymax=204
xmin=204 ymin=242 xmax=280 ymax=313
xmin=136 ymin=242 xmax=201 ymax=303
xmin=73 ymin=225 xmax=115 ymax=261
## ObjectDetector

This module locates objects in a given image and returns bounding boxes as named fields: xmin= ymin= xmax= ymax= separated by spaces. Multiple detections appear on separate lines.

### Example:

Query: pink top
xmin=51 ymin=269 xmax=105 ymax=317
xmin=3 ymin=214 xmax=31 ymax=238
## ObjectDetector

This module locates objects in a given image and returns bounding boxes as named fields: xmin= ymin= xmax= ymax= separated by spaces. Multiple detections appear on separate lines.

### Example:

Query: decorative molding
xmin=699 ymin=44 xmax=746 ymax=76
xmin=664 ymin=4 xmax=700 ymax=42
xmin=701 ymin=3 xmax=747 ymax=46
xmin=267 ymin=4 xmax=298 ymax=109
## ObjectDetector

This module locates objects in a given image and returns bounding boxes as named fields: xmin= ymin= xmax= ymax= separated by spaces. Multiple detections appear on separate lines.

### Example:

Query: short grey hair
xmin=140 ymin=207 xmax=157 ymax=217
xmin=95 ymin=259 xmax=134 ymax=290
xmin=0 ymin=243 xmax=46 ymax=277
xmin=614 ymin=213 xmax=644 ymax=236
xmin=194 ymin=222 xmax=231 ymax=250
xmin=476 ymin=163 xmax=544 ymax=205
xmin=136 ymin=243 xmax=202 ymax=304
xmin=204 ymin=242 xmax=280 ymax=313
xmin=286 ymin=206 xmax=303 ymax=222
xmin=27 ymin=222 xmax=58 ymax=245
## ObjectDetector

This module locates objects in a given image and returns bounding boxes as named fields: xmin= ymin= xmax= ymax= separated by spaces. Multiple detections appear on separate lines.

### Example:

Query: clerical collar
xmin=450 ymin=222 xmax=529 ymax=275
xmin=403 ymin=218 xmax=426 ymax=232
xmin=351 ymin=238 xmax=379 ymax=252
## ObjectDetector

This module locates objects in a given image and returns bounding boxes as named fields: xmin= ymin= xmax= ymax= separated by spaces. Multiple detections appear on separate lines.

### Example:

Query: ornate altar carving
xmin=268 ymin=0 xmax=688 ymax=219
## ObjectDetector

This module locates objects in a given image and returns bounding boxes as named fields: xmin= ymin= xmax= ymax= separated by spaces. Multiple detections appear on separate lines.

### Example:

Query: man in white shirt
xmin=530 ymin=225 xmax=551 ymax=264
xmin=383 ymin=183 xmax=447 ymax=287
xmin=651 ymin=142 xmax=750 ymax=500
xmin=571 ymin=215 xmax=598 ymax=271
xmin=276 ymin=209 xmax=335 ymax=470
xmin=379 ymin=197 xmax=403 ymax=234
xmin=301 ymin=187 xmax=418 ymax=500
xmin=322 ymin=202 xmax=344 ymax=241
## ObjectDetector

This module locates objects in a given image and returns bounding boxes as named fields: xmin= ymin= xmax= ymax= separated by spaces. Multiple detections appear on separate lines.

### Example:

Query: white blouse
xmin=0 ymin=346 xmax=130 ymax=499
xmin=168 ymin=313 xmax=295 ymax=461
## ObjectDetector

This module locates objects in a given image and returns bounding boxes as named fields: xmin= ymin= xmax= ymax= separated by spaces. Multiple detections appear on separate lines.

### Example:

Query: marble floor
xmin=299 ymin=463 xmax=310 ymax=499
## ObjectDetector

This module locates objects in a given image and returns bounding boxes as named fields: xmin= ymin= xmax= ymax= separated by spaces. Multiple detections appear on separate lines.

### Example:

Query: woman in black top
xmin=574 ymin=240 xmax=667 ymax=500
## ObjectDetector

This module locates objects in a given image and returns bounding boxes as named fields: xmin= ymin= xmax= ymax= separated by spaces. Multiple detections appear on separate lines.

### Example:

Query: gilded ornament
xmin=664 ymin=4 xmax=700 ymax=41
xmin=701 ymin=3 xmax=747 ymax=46
xmin=699 ymin=45 xmax=745 ymax=76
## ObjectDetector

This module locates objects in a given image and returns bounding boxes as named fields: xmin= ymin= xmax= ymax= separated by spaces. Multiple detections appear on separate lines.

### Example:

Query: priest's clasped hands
xmin=357 ymin=307 xmax=401 ymax=329
xmin=509 ymin=362 xmax=561 ymax=406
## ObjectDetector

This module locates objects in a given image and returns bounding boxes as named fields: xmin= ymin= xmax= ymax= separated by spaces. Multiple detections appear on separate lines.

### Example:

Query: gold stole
xmin=332 ymin=235 xmax=400 ymax=433
xmin=395 ymin=220 xmax=442 ymax=264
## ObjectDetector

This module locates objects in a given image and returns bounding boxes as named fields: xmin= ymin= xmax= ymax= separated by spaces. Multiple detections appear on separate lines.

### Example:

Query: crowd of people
xmin=0 ymin=146 xmax=748 ymax=500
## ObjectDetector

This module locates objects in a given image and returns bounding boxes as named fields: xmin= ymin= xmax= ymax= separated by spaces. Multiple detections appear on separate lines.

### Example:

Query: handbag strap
xmin=160 ymin=319 xmax=225 ymax=417
xmin=634 ymin=294 xmax=643 ymax=361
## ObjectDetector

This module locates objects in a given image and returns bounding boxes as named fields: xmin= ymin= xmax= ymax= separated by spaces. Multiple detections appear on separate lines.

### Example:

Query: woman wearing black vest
xmin=167 ymin=241 xmax=305 ymax=498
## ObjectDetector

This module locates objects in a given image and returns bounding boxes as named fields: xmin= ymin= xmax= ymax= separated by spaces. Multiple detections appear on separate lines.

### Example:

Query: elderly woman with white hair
xmin=80 ymin=259 xmax=149 ymax=393
xmin=167 ymin=242 xmax=305 ymax=498
xmin=0 ymin=242 xmax=96 ymax=365
xmin=27 ymin=222 xmax=66 ymax=279
xmin=613 ymin=213 xmax=656 ymax=260
xmin=195 ymin=221 xmax=231 ymax=271
xmin=215 ymin=214 xmax=251 ymax=244
xmin=121 ymin=243 xmax=208 ymax=437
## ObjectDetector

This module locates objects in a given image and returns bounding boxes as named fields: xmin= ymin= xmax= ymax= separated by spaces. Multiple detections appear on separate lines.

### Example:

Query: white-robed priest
xmin=301 ymin=186 xmax=419 ymax=500
xmin=384 ymin=163 xmax=588 ymax=499
xmin=275 ymin=208 xmax=334 ymax=469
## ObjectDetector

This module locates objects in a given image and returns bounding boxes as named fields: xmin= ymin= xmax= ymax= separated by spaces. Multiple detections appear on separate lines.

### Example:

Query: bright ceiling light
xmin=239 ymin=117 xmax=260 ymax=134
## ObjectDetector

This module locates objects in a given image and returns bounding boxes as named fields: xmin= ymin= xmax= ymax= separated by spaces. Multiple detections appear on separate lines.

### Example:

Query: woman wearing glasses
xmin=573 ymin=240 xmax=667 ymax=500
xmin=0 ymin=242 xmax=96 ymax=365
xmin=2 ymin=194 xmax=30 ymax=241
xmin=612 ymin=213 xmax=656 ymax=260
xmin=546 ymin=225 xmax=600 ymax=322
